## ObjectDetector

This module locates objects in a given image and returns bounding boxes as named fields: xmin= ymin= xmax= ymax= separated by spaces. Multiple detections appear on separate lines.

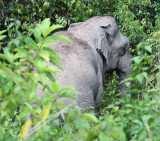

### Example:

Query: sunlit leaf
xmin=39 ymin=50 xmax=50 ymax=62
xmin=33 ymin=27 xmax=42 ymax=42
xmin=40 ymin=103 xmax=52 ymax=119
xmin=132 ymin=56 xmax=142 ymax=64
xmin=44 ymin=66 xmax=62 ymax=74
xmin=37 ymin=18 xmax=51 ymax=37
xmin=39 ymin=73 xmax=47 ymax=85
xmin=42 ymin=41 xmax=55 ymax=48
xmin=80 ymin=113 xmax=98 ymax=123
xmin=144 ymin=45 xmax=152 ymax=53
xmin=0 ymin=30 xmax=7 ymax=35
xmin=45 ymin=35 xmax=72 ymax=43
xmin=20 ymin=119 xmax=32 ymax=138
xmin=0 ymin=35 xmax=7 ymax=40
xmin=43 ymin=24 xmax=63 ymax=37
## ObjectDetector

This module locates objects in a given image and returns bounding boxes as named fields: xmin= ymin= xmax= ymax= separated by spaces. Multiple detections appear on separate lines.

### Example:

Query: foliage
xmin=0 ymin=18 xmax=126 ymax=141
xmin=0 ymin=0 xmax=160 ymax=140
xmin=101 ymin=98 xmax=160 ymax=141
xmin=0 ymin=0 xmax=108 ymax=30
xmin=0 ymin=18 xmax=79 ymax=139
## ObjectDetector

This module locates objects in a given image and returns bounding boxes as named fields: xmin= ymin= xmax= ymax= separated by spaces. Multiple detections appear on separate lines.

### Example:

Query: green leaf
xmin=80 ymin=113 xmax=98 ymax=123
xmin=59 ymin=86 xmax=75 ymax=93
xmin=144 ymin=45 xmax=152 ymax=53
xmin=37 ymin=18 xmax=51 ymax=37
xmin=44 ymin=66 xmax=62 ymax=74
xmin=39 ymin=50 xmax=50 ymax=62
xmin=50 ymin=57 xmax=63 ymax=70
xmin=132 ymin=119 xmax=143 ymax=128
xmin=74 ymin=118 xmax=89 ymax=130
xmin=12 ymin=53 xmax=22 ymax=61
xmin=51 ymin=82 xmax=61 ymax=93
xmin=45 ymin=35 xmax=72 ymax=43
xmin=0 ymin=54 xmax=7 ymax=60
xmin=19 ymin=107 xmax=29 ymax=118
xmin=136 ymin=43 xmax=142 ymax=51
xmin=24 ymin=36 xmax=38 ymax=50
xmin=35 ymin=59 xmax=46 ymax=73
xmin=43 ymin=24 xmax=63 ymax=37
xmin=142 ymin=72 xmax=148 ymax=80
xmin=40 ymin=103 xmax=51 ymax=119
xmin=39 ymin=73 xmax=47 ymax=85
xmin=14 ymin=48 xmax=33 ymax=57
xmin=0 ymin=35 xmax=7 ymax=40
xmin=136 ymin=74 xmax=144 ymax=84
xmin=42 ymin=41 xmax=55 ymax=48
xmin=60 ymin=90 xmax=76 ymax=99
xmin=54 ymin=102 xmax=66 ymax=109
xmin=20 ymin=119 xmax=32 ymax=138
xmin=132 ymin=56 xmax=142 ymax=64
xmin=43 ymin=47 xmax=61 ymax=61
xmin=99 ymin=134 xmax=110 ymax=141
xmin=142 ymin=115 xmax=153 ymax=124
xmin=46 ymin=72 xmax=55 ymax=82
xmin=33 ymin=27 xmax=42 ymax=42
xmin=8 ymin=23 xmax=15 ymax=30
xmin=24 ymin=102 xmax=33 ymax=110
xmin=0 ymin=30 xmax=7 ymax=35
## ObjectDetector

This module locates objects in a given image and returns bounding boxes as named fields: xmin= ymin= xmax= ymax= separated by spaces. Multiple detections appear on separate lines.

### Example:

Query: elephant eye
xmin=119 ymin=47 xmax=126 ymax=56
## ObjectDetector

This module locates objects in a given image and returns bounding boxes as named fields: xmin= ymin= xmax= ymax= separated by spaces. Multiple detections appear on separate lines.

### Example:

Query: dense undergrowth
xmin=0 ymin=0 xmax=160 ymax=140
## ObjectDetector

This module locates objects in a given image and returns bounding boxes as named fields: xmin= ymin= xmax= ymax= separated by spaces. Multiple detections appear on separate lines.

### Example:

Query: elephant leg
xmin=95 ymin=83 xmax=103 ymax=112
xmin=76 ymin=91 xmax=95 ymax=113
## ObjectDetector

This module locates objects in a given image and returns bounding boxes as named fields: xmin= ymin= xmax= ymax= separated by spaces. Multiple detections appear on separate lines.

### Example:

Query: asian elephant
xmin=37 ymin=16 xmax=132 ymax=112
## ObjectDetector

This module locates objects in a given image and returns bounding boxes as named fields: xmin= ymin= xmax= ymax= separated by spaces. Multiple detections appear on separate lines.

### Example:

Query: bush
xmin=0 ymin=0 xmax=160 ymax=140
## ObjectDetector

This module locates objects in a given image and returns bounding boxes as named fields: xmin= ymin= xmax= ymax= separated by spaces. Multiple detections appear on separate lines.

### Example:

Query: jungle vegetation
xmin=0 ymin=0 xmax=160 ymax=140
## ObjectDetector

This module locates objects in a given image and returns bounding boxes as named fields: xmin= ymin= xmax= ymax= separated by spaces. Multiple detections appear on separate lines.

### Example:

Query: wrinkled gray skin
xmin=37 ymin=16 xmax=132 ymax=112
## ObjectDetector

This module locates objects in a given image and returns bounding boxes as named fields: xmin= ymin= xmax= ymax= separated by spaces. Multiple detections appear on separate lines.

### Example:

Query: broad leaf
xmin=43 ymin=24 xmax=63 ymax=37
xmin=144 ymin=45 xmax=152 ymax=53
xmin=132 ymin=56 xmax=142 ymax=64
xmin=37 ymin=18 xmax=51 ymax=37
xmin=136 ymin=74 xmax=144 ymax=84
xmin=142 ymin=115 xmax=153 ymax=124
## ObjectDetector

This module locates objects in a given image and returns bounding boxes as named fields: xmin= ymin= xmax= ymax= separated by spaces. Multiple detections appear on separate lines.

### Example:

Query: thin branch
xmin=22 ymin=104 xmax=73 ymax=140
xmin=145 ymin=122 xmax=152 ymax=141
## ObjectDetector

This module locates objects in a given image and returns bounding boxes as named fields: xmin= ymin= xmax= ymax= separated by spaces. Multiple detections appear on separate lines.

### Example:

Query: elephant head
xmin=68 ymin=16 xmax=132 ymax=96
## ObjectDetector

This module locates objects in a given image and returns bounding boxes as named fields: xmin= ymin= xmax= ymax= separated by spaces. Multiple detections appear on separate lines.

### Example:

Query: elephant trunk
xmin=117 ymin=53 xmax=132 ymax=97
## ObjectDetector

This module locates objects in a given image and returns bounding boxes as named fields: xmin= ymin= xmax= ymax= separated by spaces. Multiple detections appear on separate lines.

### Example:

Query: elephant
xmin=37 ymin=15 xmax=132 ymax=112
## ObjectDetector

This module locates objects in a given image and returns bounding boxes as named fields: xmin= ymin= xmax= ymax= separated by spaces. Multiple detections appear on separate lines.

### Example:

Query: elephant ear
xmin=97 ymin=24 xmax=113 ymax=64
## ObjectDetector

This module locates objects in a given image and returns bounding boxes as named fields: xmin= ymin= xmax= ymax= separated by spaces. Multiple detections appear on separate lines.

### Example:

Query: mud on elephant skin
xmin=37 ymin=15 xmax=132 ymax=112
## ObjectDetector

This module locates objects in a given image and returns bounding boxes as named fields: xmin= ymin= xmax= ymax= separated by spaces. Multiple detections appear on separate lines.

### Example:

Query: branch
xmin=145 ymin=122 xmax=152 ymax=141
xmin=22 ymin=104 xmax=73 ymax=140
